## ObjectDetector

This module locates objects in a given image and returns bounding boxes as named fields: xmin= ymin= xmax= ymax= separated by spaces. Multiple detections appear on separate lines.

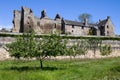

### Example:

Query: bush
xmin=100 ymin=44 xmax=112 ymax=56
xmin=68 ymin=40 xmax=88 ymax=58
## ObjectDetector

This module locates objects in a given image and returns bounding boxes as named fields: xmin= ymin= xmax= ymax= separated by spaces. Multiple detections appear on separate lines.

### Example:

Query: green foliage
xmin=7 ymin=31 xmax=36 ymax=59
xmin=100 ymin=44 xmax=112 ymax=56
xmin=42 ymin=33 xmax=67 ymax=57
xmin=1 ymin=33 xmax=120 ymax=41
xmin=7 ymin=37 xmax=25 ymax=59
xmin=78 ymin=13 xmax=92 ymax=22
xmin=88 ymin=29 xmax=94 ymax=35
xmin=7 ymin=32 xmax=68 ymax=68
xmin=68 ymin=40 xmax=88 ymax=58
xmin=65 ymin=32 xmax=71 ymax=35
xmin=87 ymin=38 xmax=102 ymax=56
xmin=35 ymin=33 xmax=68 ymax=68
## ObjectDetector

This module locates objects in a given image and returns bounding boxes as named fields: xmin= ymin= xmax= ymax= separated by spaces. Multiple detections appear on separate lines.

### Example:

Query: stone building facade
xmin=12 ymin=6 xmax=115 ymax=36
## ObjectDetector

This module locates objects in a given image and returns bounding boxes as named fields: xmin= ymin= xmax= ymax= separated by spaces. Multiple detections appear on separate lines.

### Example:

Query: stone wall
xmin=12 ymin=7 xmax=62 ymax=34
xmin=12 ymin=10 xmax=21 ymax=32
xmin=65 ymin=25 xmax=90 ymax=35
xmin=104 ymin=17 xmax=115 ymax=36
xmin=1 ymin=36 xmax=120 ymax=60
xmin=12 ymin=7 xmax=115 ymax=36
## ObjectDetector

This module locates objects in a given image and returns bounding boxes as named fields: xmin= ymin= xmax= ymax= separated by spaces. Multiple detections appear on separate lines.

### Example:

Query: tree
xmin=7 ymin=32 xmax=68 ymax=69
xmin=68 ymin=40 xmax=88 ymax=59
xmin=78 ymin=13 xmax=92 ymax=22
xmin=35 ymin=33 xmax=68 ymax=68
xmin=87 ymin=38 xmax=102 ymax=57
xmin=6 ymin=31 xmax=36 ymax=59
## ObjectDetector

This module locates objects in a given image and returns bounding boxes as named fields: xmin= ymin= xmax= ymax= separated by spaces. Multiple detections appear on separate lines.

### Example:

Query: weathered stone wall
xmin=0 ymin=37 xmax=120 ymax=60
xmin=12 ymin=7 xmax=115 ymax=36
xmin=12 ymin=10 xmax=21 ymax=32
xmin=0 ymin=48 xmax=10 ymax=60
xmin=12 ymin=7 xmax=62 ymax=34
xmin=104 ymin=17 xmax=115 ymax=36
xmin=38 ymin=18 xmax=62 ymax=34
xmin=65 ymin=25 xmax=90 ymax=35
xmin=21 ymin=7 xmax=36 ymax=32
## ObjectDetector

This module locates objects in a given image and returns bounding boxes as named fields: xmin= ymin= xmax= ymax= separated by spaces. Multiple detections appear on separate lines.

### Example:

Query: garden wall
xmin=0 ymin=34 xmax=120 ymax=60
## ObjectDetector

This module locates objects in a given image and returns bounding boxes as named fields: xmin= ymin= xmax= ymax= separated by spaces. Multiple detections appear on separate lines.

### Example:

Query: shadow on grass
xmin=7 ymin=66 xmax=65 ymax=71
xmin=110 ymin=66 xmax=120 ymax=73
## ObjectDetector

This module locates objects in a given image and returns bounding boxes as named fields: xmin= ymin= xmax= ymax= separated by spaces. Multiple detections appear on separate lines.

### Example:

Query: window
xmin=54 ymin=24 xmax=56 ymax=28
xmin=107 ymin=25 xmax=109 ymax=28
xmin=28 ymin=16 xmax=30 ymax=19
xmin=82 ymin=26 xmax=84 ymax=29
xmin=27 ymin=22 xmax=29 ymax=24
xmin=37 ymin=22 xmax=40 ymax=26
xmin=29 ymin=26 xmax=31 ymax=28
xmin=72 ymin=25 xmax=74 ymax=28
xmin=72 ymin=30 xmax=74 ymax=32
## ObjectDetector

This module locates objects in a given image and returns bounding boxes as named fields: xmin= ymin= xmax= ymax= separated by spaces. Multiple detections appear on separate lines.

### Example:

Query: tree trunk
xmin=40 ymin=59 xmax=43 ymax=69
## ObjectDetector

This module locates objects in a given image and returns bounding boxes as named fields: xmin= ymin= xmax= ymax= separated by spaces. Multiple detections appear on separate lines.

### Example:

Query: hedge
xmin=0 ymin=32 xmax=120 ymax=41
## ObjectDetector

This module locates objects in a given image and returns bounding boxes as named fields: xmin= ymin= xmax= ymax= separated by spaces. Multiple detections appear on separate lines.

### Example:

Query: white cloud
xmin=0 ymin=25 xmax=12 ymax=31
xmin=0 ymin=25 xmax=12 ymax=29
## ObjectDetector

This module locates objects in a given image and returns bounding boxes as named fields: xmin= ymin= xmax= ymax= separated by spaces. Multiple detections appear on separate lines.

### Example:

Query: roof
xmin=88 ymin=23 xmax=97 ymax=27
xmin=64 ymin=20 xmax=84 ymax=26
xmin=98 ymin=19 xmax=107 ymax=27
xmin=64 ymin=20 xmax=96 ymax=27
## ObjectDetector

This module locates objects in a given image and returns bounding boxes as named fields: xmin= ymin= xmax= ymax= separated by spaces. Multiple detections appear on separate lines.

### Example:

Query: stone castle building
xmin=12 ymin=6 xmax=115 ymax=36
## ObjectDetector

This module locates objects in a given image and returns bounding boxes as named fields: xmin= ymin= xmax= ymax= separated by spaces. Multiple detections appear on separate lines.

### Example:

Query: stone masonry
xmin=12 ymin=6 xmax=115 ymax=36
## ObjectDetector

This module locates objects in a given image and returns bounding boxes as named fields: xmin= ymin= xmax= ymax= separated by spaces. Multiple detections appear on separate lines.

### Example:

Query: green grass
xmin=0 ymin=57 xmax=120 ymax=80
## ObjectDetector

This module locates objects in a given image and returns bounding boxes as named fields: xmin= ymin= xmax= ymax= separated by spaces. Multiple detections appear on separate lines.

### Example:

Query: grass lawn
xmin=0 ymin=57 xmax=120 ymax=80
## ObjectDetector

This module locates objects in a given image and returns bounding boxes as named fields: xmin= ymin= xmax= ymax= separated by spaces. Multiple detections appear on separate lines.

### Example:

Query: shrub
xmin=100 ymin=44 xmax=112 ymax=56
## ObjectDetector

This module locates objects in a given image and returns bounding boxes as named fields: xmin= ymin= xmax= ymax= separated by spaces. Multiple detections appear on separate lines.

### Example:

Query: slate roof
xmin=64 ymin=20 xmax=97 ymax=27
xmin=88 ymin=23 xmax=97 ymax=27
xmin=64 ymin=20 xmax=84 ymax=26
xmin=98 ymin=19 xmax=107 ymax=27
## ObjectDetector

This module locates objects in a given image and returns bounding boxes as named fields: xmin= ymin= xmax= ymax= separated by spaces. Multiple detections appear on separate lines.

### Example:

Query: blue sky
xmin=0 ymin=0 xmax=120 ymax=34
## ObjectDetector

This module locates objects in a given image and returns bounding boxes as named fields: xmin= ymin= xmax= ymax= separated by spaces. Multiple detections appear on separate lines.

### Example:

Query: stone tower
xmin=21 ymin=7 xmax=35 ymax=32
xmin=12 ymin=10 xmax=21 ymax=32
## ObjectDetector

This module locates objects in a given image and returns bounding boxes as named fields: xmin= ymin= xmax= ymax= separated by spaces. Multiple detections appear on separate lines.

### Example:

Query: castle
xmin=12 ymin=6 xmax=115 ymax=36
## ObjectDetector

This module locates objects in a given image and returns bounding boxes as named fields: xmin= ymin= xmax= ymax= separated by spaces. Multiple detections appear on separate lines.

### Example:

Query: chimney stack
xmin=107 ymin=16 xmax=110 ymax=19
xmin=84 ymin=18 xmax=88 ymax=26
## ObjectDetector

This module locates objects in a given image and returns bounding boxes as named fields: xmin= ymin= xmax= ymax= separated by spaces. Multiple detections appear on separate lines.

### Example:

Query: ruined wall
xmin=12 ymin=7 xmax=62 ymax=34
xmin=21 ymin=7 xmax=36 ymax=32
xmin=37 ymin=18 xmax=62 ymax=34
xmin=12 ymin=7 xmax=115 ymax=36
xmin=12 ymin=10 xmax=21 ymax=32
